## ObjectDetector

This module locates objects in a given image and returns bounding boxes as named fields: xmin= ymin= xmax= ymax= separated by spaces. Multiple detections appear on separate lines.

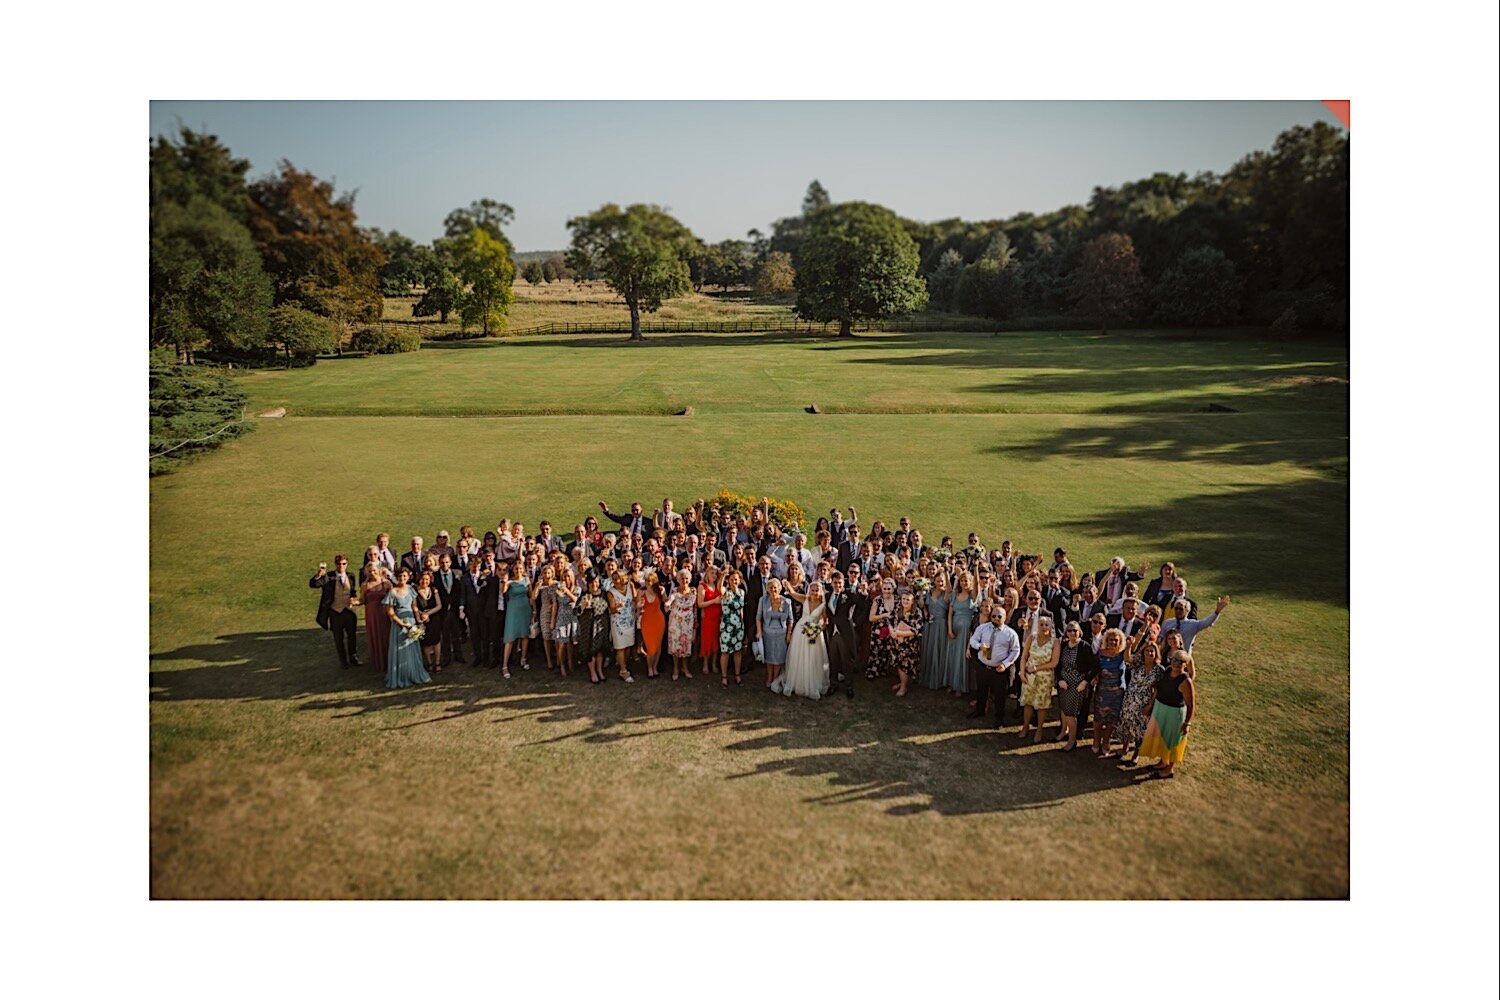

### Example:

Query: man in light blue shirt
xmin=1160 ymin=595 xmax=1231 ymax=653
xmin=967 ymin=605 xmax=1022 ymax=728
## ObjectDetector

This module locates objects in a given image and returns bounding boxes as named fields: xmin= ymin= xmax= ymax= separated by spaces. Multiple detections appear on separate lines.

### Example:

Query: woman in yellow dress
xmin=1018 ymin=615 xmax=1060 ymax=744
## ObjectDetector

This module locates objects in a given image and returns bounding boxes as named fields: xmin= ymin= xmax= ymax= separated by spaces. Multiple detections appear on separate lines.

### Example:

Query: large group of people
xmin=309 ymin=496 xmax=1230 ymax=779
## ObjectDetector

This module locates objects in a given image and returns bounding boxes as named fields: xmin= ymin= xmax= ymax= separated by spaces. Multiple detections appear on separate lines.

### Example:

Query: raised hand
xmin=1216 ymin=595 xmax=1232 ymax=613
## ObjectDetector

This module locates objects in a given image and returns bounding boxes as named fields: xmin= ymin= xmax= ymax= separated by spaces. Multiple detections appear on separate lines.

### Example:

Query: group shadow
xmin=151 ymin=630 xmax=1144 ymax=817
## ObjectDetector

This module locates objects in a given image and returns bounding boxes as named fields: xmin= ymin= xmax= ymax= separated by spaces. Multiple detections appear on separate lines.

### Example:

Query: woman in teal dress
xmin=383 ymin=567 xmax=432 ymax=690
xmin=942 ymin=571 xmax=979 ymax=694
xmin=500 ymin=562 xmax=532 ymax=677
xmin=921 ymin=572 xmax=951 ymax=689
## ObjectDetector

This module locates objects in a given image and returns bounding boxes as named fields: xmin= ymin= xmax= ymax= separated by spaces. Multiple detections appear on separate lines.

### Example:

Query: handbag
xmin=529 ymin=620 xmax=540 ymax=639
xmin=752 ymin=639 xmax=764 ymax=661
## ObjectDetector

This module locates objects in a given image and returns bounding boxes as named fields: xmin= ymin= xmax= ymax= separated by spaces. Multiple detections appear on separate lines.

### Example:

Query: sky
xmin=148 ymin=101 xmax=1344 ymax=252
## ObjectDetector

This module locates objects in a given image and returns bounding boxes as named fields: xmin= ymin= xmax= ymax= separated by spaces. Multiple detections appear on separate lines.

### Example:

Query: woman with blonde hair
xmin=359 ymin=563 xmax=391 ymax=672
xmin=1117 ymin=624 xmax=1164 ymax=761
xmin=665 ymin=569 xmax=697 ymax=680
xmin=697 ymin=565 xmax=724 ymax=677
xmin=606 ymin=570 xmax=637 ymax=683
xmin=756 ymin=578 xmax=793 ymax=687
xmin=1018 ymin=615 xmax=1060 ymax=743
xmin=636 ymin=570 xmax=666 ymax=678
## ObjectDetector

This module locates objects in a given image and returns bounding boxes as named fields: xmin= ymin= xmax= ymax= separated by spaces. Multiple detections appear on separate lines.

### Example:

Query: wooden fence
xmin=508 ymin=317 xmax=1009 ymax=337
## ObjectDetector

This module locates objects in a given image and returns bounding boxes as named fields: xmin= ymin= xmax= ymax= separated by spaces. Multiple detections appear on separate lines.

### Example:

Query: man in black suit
xmin=598 ymin=498 xmax=648 ymax=538
xmin=1041 ymin=568 xmax=1070 ymax=626
xmin=309 ymin=554 xmax=360 ymax=668
xmin=1156 ymin=577 xmax=1199 ymax=619
xmin=826 ymin=572 xmax=866 ymax=698
xmin=459 ymin=554 xmax=495 ymax=667
xmin=399 ymin=536 xmax=427 ymax=581
xmin=433 ymin=552 xmax=464 ymax=665
xmin=744 ymin=554 xmax=775 ymax=635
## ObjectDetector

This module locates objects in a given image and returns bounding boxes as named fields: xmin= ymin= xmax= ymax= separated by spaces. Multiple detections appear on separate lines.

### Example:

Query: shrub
xmin=711 ymin=488 xmax=806 ymax=531
xmin=351 ymin=326 xmax=422 ymax=354
xmin=149 ymin=353 xmax=251 ymax=475
xmin=752 ymin=251 xmax=796 ymax=297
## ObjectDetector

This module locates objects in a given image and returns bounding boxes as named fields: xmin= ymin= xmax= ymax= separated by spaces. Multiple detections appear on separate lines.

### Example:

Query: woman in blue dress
xmin=921 ymin=572 xmax=951 ymax=690
xmin=756 ymin=579 xmax=793 ymax=689
xmin=500 ymin=561 xmax=532 ymax=678
xmin=383 ymin=567 xmax=432 ymax=690
xmin=943 ymin=571 xmax=979 ymax=694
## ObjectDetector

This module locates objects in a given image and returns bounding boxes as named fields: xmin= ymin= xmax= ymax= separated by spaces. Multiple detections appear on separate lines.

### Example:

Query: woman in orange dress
xmin=638 ymin=571 xmax=667 ymax=678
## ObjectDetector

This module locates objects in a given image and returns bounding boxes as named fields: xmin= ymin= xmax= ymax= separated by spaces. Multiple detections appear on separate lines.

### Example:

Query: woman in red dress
xmin=697 ymin=565 xmax=723 ymax=676
xmin=359 ymin=564 xmax=392 ymax=673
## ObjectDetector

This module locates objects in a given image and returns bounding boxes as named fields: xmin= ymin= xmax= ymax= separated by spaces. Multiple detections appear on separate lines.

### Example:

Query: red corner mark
xmin=1321 ymin=100 xmax=1350 ymax=128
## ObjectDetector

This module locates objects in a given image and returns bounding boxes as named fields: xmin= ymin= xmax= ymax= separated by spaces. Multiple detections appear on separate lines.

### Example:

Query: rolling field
xmin=150 ymin=328 xmax=1349 ymax=898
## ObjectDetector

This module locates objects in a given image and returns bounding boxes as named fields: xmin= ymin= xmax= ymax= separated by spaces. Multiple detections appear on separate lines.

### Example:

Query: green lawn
xmin=150 ymin=328 xmax=1349 ymax=898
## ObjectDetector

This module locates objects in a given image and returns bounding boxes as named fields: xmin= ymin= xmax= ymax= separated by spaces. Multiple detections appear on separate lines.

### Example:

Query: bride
xmin=772 ymin=580 xmax=831 ymax=700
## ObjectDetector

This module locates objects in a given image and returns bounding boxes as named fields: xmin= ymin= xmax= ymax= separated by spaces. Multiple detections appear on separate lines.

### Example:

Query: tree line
xmin=149 ymin=120 xmax=1347 ymax=358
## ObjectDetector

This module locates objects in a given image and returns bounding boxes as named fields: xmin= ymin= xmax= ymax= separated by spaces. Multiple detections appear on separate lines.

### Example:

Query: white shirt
xmin=969 ymin=622 xmax=1022 ymax=669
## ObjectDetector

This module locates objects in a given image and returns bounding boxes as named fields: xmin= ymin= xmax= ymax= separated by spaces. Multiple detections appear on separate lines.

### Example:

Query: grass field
xmin=373 ymin=281 xmax=796 ymax=339
xmin=150 ymin=328 xmax=1349 ymax=898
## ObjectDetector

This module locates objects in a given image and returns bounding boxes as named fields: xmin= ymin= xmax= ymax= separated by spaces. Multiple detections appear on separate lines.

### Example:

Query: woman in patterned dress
xmin=1118 ymin=626 xmax=1165 ymax=760
xmin=606 ymin=570 xmax=637 ymax=683
xmin=536 ymin=565 xmax=560 ymax=671
xmin=551 ymin=570 xmax=579 ymax=679
xmin=666 ymin=569 xmax=698 ymax=680
xmin=1018 ymin=615 xmax=1060 ymax=743
xmin=866 ymin=578 xmax=899 ymax=680
xmin=1054 ymin=621 xmax=1101 ymax=751
xmin=718 ymin=569 xmax=746 ymax=687
xmin=576 ymin=575 xmax=611 ymax=685
xmin=890 ymin=590 xmax=928 ymax=698
xmin=1092 ymin=628 xmax=1128 ymax=757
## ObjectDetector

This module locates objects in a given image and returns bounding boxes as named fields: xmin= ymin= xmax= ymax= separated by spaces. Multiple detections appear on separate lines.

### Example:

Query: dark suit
xmin=826 ymin=590 xmax=867 ymax=691
xmin=433 ymin=568 xmax=464 ymax=663
xmin=535 ymin=533 xmax=564 ymax=555
xmin=399 ymin=551 xmax=427 ymax=581
xmin=745 ymin=573 xmax=775 ymax=642
xmin=835 ymin=540 xmax=860 ymax=574
xmin=1154 ymin=593 xmax=1198 ymax=619
xmin=459 ymin=569 xmax=496 ymax=666
xmin=601 ymin=509 xmax=648 ymax=537
xmin=309 ymin=570 xmax=359 ymax=666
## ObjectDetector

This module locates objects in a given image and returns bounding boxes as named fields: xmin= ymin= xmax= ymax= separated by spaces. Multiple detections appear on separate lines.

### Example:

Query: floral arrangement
xmin=590 ymin=596 xmax=608 ymax=615
xmin=801 ymin=620 xmax=823 ymax=643
xmin=404 ymin=624 xmax=425 ymax=642
xmin=912 ymin=576 xmax=932 ymax=594
xmin=710 ymin=488 xmax=806 ymax=530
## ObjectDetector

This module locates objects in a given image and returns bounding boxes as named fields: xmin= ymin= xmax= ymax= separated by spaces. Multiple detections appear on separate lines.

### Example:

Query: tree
xmin=412 ymin=268 xmax=460 ymax=323
xmin=565 ymin=203 xmax=695 ymax=341
xmin=925 ymin=249 xmax=965 ymax=310
xmin=1071 ymin=232 xmax=1145 ymax=333
xmin=521 ymin=260 xmax=546 ymax=285
xmin=151 ymin=196 xmax=272 ymax=362
xmin=795 ymin=201 xmax=928 ymax=336
xmin=150 ymin=126 xmax=252 ymax=223
xmin=372 ymin=230 xmax=428 ymax=296
xmin=802 ymin=179 xmax=831 ymax=215
xmin=543 ymin=253 xmax=572 ymax=282
xmin=1152 ymin=245 xmax=1244 ymax=335
xmin=247 ymin=163 xmax=384 ymax=342
xmin=752 ymin=251 xmax=796 ymax=296
xmin=444 ymin=198 xmax=516 ymax=246
xmin=953 ymin=258 xmax=1022 ymax=320
xmin=454 ymin=228 xmax=517 ymax=336
xmin=267 ymin=304 xmax=338 ymax=363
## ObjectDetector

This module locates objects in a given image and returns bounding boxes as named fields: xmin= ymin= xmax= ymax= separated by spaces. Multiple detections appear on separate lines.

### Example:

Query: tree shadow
xmin=1054 ymin=475 xmax=1348 ymax=606
xmin=151 ymin=632 xmax=1137 ymax=816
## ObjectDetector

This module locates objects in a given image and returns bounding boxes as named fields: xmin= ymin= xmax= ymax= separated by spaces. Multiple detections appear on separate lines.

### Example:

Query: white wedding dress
xmin=772 ymin=602 xmax=831 ymax=700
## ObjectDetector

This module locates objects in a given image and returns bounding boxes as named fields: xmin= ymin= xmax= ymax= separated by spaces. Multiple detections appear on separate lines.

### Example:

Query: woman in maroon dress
xmin=360 ymin=564 xmax=392 ymax=673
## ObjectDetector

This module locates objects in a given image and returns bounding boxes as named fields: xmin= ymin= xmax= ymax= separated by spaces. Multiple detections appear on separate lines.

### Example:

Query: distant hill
xmin=513 ymin=250 xmax=565 ymax=264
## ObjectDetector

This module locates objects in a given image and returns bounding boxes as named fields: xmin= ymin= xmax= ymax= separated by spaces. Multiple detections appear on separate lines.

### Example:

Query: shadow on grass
xmin=151 ymin=633 xmax=1137 ymax=816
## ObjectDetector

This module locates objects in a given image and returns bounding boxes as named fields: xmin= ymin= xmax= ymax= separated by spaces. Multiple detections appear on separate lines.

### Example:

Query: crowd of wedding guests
xmin=309 ymin=496 xmax=1230 ymax=779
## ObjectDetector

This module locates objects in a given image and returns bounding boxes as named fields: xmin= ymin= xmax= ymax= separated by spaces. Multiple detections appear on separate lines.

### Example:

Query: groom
xmin=826 ymin=572 xmax=864 ymax=699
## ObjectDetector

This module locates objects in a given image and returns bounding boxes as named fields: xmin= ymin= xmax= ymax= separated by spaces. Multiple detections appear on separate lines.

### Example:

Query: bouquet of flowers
xmin=405 ymin=623 xmax=425 ymax=642
xmin=590 ymin=596 xmax=608 ymax=615
xmin=801 ymin=620 xmax=822 ymax=643
xmin=932 ymin=550 xmax=952 ymax=564
xmin=912 ymin=576 xmax=932 ymax=594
